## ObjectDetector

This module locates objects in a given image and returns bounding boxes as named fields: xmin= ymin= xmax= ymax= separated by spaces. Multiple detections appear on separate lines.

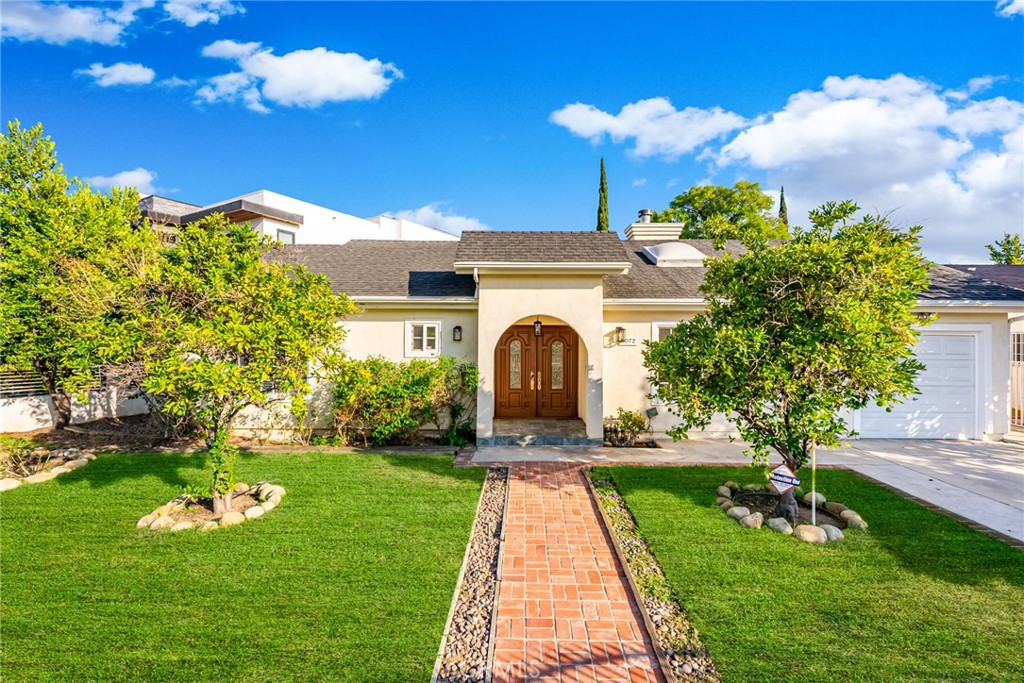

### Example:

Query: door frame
xmin=494 ymin=324 xmax=579 ymax=419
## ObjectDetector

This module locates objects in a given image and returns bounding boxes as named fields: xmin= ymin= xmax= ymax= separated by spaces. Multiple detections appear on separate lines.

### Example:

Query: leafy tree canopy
xmin=644 ymin=201 xmax=931 ymax=520
xmin=986 ymin=232 xmax=1024 ymax=265
xmin=655 ymin=181 xmax=789 ymax=241
xmin=0 ymin=120 xmax=159 ymax=426
xmin=134 ymin=215 xmax=356 ymax=511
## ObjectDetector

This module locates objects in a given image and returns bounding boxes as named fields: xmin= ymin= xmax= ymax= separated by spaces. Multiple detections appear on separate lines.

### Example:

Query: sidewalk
xmin=473 ymin=439 xmax=1024 ymax=543
xmin=492 ymin=463 xmax=664 ymax=683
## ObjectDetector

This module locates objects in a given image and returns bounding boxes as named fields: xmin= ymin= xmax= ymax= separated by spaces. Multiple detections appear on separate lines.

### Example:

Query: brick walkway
xmin=492 ymin=463 xmax=664 ymax=683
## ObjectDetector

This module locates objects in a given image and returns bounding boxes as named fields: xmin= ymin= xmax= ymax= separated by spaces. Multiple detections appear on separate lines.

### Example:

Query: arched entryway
xmin=494 ymin=323 xmax=579 ymax=419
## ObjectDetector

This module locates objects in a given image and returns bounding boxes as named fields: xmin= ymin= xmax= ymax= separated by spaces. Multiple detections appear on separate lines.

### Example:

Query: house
xmin=138 ymin=189 xmax=459 ymax=246
xmin=270 ymin=214 xmax=1024 ymax=444
xmin=948 ymin=264 xmax=1024 ymax=432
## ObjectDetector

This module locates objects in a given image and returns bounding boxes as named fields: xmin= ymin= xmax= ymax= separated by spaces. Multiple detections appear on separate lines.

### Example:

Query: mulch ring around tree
xmin=716 ymin=482 xmax=868 ymax=543
xmin=137 ymin=482 xmax=287 ymax=532
xmin=0 ymin=447 xmax=96 ymax=490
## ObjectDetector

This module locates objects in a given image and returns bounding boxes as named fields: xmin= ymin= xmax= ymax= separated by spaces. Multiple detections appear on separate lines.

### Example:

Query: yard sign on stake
xmin=768 ymin=463 xmax=800 ymax=495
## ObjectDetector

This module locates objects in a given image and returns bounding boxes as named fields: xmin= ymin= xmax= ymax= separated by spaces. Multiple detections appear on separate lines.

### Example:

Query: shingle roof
xmin=922 ymin=265 xmax=1024 ymax=301
xmin=272 ymin=237 xmax=1024 ymax=304
xmin=454 ymin=231 xmax=628 ymax=263
xmin=946 ymin=265 xmax=1024 ymax=293
xmin=270 ymin=241 xmax=474 ymax=297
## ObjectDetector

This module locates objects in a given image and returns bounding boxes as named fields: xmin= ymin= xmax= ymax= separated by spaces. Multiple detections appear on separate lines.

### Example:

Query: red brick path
xmin=491 ymin=463 xmax=664 ymax=683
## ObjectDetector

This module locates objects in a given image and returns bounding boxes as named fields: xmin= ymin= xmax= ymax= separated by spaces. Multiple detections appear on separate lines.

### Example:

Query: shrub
xmin=604 ymin=408 xmax=648 ymax=447
xmin=332 ymin=356 xmax=478 ymax=447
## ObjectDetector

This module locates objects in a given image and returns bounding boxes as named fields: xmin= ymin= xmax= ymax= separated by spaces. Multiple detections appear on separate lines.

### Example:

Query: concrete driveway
xmin=473 ymin=439 xmax=1024 ymax=543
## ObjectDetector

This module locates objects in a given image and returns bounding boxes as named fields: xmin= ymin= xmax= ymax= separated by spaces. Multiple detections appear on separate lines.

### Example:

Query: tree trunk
xmin=51 ymin=392 xmax=72 ymax=429
xmin=212 ymin=490 xmax=233 ymax=516
xmin=773 ymin=489 xmax=799 ymax=524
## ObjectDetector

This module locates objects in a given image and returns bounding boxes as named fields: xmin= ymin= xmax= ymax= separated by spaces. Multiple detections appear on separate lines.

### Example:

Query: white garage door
xmin=858 ymin=333 xmax=977 ymax=439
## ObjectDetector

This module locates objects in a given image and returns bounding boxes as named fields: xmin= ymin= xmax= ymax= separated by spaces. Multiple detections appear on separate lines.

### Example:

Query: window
xmin=406 ymin=321 xmax=442 ymax=357
xmin=277 ymin=229 xmax=295 ymax=245
xmin=650 ymin=322 xmax=681 ymax=404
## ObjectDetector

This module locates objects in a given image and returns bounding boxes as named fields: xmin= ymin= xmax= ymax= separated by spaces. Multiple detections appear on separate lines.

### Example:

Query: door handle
xmin=530 ymin=371 xmax=535 ymax=391
xmin=538 ymin=371 xmax=542 ymax=391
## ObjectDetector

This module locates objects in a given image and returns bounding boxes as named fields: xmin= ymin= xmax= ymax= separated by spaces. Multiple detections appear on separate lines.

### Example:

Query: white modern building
xmin=138 ymin=189 xmax=459 ymax=245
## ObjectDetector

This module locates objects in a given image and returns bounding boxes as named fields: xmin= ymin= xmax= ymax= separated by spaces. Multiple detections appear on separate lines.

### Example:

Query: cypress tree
xmin=597 ymin=158 xmax=609 ymax=231
xmin=778 ymin=185 xmax=789 ymax=227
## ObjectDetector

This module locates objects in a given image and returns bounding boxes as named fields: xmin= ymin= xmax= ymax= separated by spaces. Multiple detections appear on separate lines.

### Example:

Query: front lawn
xmin=600 ymin=466 xmax=1024 ymax=683
xmin=1 ymin=451 xmax=486 ymax=682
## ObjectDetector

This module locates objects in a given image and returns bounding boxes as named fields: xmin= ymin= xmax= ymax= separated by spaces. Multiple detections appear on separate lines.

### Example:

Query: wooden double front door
xmin=495 ymin=325 xmax=578 ymax=419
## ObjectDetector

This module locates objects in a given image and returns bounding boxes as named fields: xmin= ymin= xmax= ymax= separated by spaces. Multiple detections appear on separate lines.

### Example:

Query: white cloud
xmin=996 ymin=0 xmax=1024 ymax=17
xmin=85 ymin=167 xmax=159 ymax=195
xmin=632 ymin=178 xmax=647 ymax=187
xmin=159 ymin=76 xmax=195 ymax=88
xmin=197 ymin=39 xmax=403 ymax=112
xmin=392 ymin=203 xmax=491 ymax=235
xmin=709 ymin=74 xmax=1023 ymax=261
xmin=77 ymin=61 xmax=156 ymax=87
xmin=550 ymin=98 xmax=748 ymax=160
xmin=163 ymin=0 xmax=243 ymax=27
xmin=1 ymin=0 xmax=154 ymax=45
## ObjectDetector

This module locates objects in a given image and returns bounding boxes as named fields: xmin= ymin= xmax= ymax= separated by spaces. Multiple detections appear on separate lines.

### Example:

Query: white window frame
xmin=405 ymin=320 xmax=442 ymax=358
xmin=649 ymin=321 xmax=681 ymax=405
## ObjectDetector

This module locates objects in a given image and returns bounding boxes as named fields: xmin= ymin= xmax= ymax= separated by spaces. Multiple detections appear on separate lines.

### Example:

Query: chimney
xmin=625 ymin=208 xmax=681 ymax=240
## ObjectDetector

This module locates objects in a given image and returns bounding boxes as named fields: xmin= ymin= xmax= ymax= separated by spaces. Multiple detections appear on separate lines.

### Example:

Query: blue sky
xmin=2 ymin=0 xmax=1022 ymax=261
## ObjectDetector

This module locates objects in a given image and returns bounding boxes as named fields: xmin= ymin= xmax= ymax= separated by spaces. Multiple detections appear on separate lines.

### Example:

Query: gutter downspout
xmin=473 ymin=267 xmax=479 ymax=299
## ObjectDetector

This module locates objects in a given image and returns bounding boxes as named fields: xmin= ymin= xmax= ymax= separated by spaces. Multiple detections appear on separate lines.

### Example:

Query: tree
xmin=644 ymin=201 xmax=931 ymax=523
xmin=778 ymin=185 xmax=788 ymax=227
xmin=135 ymin=215 xmax=355 ymax=514
xmin=986 ymin=232 xmax=1024 ymax=265
xmin=654 ymin=181 xmax=789 ymax=241
xmin=596 ymin=158 xmax=609 ymax=231
xmin=0 ymin=120 xmax=160 ymax=427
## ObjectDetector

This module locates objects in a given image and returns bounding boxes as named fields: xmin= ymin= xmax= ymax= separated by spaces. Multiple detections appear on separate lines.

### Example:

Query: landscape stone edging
xmin=0 ymin=448 xmax=96 ymax=491
xmin=431 ymin=466 xmax=508 ymax=683
xmin=137 ymin=482 xmax=286 ymax=532
xmin=715 ymin=480 xmax=868 ymax=543
xmin=584 ymin=468 xmax=721 ymax=683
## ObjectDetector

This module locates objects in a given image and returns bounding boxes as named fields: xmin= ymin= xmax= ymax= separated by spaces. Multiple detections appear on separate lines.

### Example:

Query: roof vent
xmin=641 ymin=242 xmax=706 ymax=267
xmin=638 ymin=208 xmax=654 ymax=224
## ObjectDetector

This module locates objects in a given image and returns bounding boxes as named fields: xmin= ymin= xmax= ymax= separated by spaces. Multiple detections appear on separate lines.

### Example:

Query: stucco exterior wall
xmin=0 ymin=389 xmax=149 ymax=433
xmin=476 ymin=275 xmax=606 ymax=440
xmin=602 ymin=308 xmax=1014 ymax=441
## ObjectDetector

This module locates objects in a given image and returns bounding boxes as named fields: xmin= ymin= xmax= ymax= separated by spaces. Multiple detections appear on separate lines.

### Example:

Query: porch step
xmin=479 ymin=434 xmax=604 ymax=447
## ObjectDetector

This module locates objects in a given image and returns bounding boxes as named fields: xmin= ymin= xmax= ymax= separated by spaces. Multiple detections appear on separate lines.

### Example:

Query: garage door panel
xmin=858 ymin=333 xmax=977 ymax=439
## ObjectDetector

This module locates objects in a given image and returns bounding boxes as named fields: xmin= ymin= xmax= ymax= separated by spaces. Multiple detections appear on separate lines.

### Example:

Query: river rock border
xmin=716 ymin=481 xmax=868 ymax=544
xmin=137 ymin=482 xmax=286 ymax=532
xmin=432 ymin=466 xmax=508 ymax=683
xmin=0 ymin=448 xmax=96 ymax=491
xmin=588 ymin=471 xmax=721 ymax=683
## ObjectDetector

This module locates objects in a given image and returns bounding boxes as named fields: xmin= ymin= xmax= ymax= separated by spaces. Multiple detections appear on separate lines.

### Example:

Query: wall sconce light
xmin=452 ymin=325 xmax=462 ymax=342
xmin=614 ymin=326 xmax=626 ymax=344
xmin=534 ymin=317 xmax=542 ymax=337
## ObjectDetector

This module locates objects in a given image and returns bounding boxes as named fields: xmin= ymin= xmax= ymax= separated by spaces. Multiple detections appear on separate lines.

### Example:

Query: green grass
xmin=599 ymin=466 xmax=1024 ymax=683
xmin=1 ymin=451 xmax=486 ymax=682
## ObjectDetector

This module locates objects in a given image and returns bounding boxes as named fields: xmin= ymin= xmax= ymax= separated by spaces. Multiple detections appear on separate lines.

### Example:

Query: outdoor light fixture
xmin=534 ymin=318 xmax=542 ymax=337
xmin=452 ymin=325 xmax=462 ymax=342
xmin=614 ymin=326 xmax=626 ymax=344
